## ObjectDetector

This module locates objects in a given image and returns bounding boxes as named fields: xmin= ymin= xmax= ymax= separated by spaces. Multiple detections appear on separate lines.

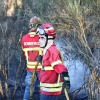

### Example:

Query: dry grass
xmin=0 ymin=0 xmax=100 ymax=99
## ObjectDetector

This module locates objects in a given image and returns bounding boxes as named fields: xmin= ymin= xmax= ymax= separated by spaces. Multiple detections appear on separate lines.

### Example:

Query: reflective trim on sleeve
xmin=51 ymin=60 xmax=62 ymax=67
xmin=40 ymin=87 xmax=62 ymax=92
xmin=43 ymin=67 xmax=53 ymax=70
xmin=64 ymin=77 xmax=70 ymax=81
xmin=40 ymin=82 xmax=63 ymax=87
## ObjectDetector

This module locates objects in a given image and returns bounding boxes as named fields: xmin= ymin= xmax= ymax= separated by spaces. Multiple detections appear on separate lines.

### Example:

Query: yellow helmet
xmin=29 ymin=16 xmax=42 ymax=29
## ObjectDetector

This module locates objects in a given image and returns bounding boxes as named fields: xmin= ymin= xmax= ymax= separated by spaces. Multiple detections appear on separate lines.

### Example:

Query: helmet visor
xmin=36 ymin=27 xmax=46 ymax=35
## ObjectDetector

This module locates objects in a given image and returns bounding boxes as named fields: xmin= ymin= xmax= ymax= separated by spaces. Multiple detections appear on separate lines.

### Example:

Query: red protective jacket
xmin=39 ymin=44 xmax=68 ymax=95
xmin=21 ymin=30 xmax=42 ymax=72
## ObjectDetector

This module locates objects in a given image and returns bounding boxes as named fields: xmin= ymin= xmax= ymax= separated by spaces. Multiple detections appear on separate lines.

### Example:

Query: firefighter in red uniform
xmin=21 ymin=16 xmax=43 ymax=100
xmin=36 ymin=23 xmax=70 ymax=100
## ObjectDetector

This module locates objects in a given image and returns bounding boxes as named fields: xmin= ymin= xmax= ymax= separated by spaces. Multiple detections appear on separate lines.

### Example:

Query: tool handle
xmin=30 ymin=61 xmax=39 ymax=100
xmin=64 ymin=88 xmax=70 ymax=100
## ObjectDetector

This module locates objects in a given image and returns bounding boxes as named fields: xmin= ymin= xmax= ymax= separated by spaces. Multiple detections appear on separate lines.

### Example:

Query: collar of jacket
xmin=43 ymin=40 xmax=54 ymax=55
xmin=29 ymin=30 xmax=36 ymax=32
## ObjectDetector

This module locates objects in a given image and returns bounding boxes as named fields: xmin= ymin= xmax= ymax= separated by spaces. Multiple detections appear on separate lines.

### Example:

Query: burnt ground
xmin=0 ymin=79 xmax=88 ymax=100
xmin=0 ymin=63 xmax=88 ymax=100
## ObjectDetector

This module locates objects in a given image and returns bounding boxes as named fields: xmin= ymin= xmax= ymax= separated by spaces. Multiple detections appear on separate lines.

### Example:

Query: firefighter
xmin=36 ymin=23 xmax=70 ymax=100
xmin=21 ymin=16 xmax=43 ymax=100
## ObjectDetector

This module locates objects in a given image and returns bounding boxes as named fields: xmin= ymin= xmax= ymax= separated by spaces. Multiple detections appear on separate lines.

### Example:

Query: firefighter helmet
xmin=37 ymin=23 xmax=56 ymax=37
xmin=29 ymin=16 xmax=42 ymax=29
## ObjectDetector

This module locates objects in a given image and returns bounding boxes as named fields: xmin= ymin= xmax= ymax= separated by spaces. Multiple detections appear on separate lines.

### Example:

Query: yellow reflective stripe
xmin=27 ymin=62 xmax=41 ymax=65
xmin=43 ymin=67 xmax=53 ymax=70
xmin=27 ymin=62 xmax=42 ymax=68
xmin=40 ymin=82 xmax=63 ymax=87
xmin=29 ymin=32 xmax=37 ymax=35
xmin=51 ymin=60 xmax=62 ymax=67
xmin=57 ymin=74 xmax=60 ymax=83
xmin=39 ymin=50 xmax=42 ymax=55
xmin=27 ymin=65 xmax=42 ymax=68
xmin=23 ymin=48 xmax=43 ymax=55
xmin=40 ymin=87 xmax=62 ymax=92
xmin=40 ymin=74 xmax=63 ymax=92
xmin=27 ymin=65 xmax=53 ymax=70
xmin=22 ymin=48 xmax=43 ymax=65
xmin=23 ymin=48 xmax=43 ymax=52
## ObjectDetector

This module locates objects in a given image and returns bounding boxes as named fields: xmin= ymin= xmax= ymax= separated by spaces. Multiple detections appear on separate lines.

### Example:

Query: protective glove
xmin=36 ymin=55 xmax=43 ymax=63
xmin=61 ymin=72 xmax=70 ymax=90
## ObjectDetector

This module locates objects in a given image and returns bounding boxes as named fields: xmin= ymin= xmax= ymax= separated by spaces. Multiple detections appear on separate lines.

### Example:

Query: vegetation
xmin=0 ymin=0 xmax=100 ymax=99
